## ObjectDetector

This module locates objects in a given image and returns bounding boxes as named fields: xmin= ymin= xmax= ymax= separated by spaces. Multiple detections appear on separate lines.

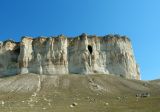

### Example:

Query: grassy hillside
xmin=0 ymin=74 xmax=159 ymax=112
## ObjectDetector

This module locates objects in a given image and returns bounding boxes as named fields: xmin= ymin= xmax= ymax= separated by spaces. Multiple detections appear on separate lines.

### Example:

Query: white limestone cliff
xmin=18 ymin=37 xmax=33 ymax=74
xmin=0 ymin=34 xmax=140 ymax=79
xmin=68 ymin=34 xmax=140 ymax=79
xmin=18 ymin=35 xmax=68 ymax=75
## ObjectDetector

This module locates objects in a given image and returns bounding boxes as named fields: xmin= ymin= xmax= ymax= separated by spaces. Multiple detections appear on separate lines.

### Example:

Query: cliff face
xmin=18 ymin=36 xmax=68 ymax=75
xmin=0 ymin=40 xmax=20 ymax=75
xmin=0 ymin=34 xmax=140 ymax=79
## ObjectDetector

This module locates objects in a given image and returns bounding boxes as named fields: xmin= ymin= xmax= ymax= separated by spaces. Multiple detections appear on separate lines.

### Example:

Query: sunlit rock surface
xmin=0 ymin=34 xmax=140 ymax=79
xmin=18 ymin=36 xmax=68 ymax=75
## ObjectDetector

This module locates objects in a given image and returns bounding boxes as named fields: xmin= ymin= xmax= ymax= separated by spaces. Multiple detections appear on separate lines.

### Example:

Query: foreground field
xmin=0 ymin=74 xmax=159 ymax=112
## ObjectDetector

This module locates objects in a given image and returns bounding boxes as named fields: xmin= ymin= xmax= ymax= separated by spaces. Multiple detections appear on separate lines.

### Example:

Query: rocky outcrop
xmin=0 ymin=34 xmax=140 ymax=79
xmin=0 ymin=40 xmax=20 ymax=75
xmin=18 ymin=35 xmax=68 ymax=75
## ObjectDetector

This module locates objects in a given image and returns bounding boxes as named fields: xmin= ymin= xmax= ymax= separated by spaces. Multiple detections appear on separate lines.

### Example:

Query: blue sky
xmin=0 ymin=0 xmax=160 ymax=80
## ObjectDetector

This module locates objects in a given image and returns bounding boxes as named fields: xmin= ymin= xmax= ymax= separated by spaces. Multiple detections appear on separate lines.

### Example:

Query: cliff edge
xmin=0 ymin=34 xmax=140 ymax=80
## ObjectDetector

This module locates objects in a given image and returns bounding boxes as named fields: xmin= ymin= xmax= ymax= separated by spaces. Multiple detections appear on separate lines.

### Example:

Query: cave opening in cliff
xmin=14 ymin=47 xmax=20 ymax=55
xmin=88 ymin=45 xmax=93 ymax=54
xmin=11 ymin=47 xmax=20 ymax=62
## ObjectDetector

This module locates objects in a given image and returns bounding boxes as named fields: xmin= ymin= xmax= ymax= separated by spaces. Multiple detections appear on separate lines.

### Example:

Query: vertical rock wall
xmin=68 ymin=34 xmax=109 ymax=74
xmin=0 ymin=40 xmax=20 ymax=76
xmin=0 ymin=34 xmax=140 ymax=79
xmin=18 ymin=37 xmax=33 ymax=74
xmin=101 ymin=35 xmax=140 ymax=79
xmin=68 ymin=34 xmax=140 ymax=79
xmin=18 ymin=36 xmax=68 ymax=75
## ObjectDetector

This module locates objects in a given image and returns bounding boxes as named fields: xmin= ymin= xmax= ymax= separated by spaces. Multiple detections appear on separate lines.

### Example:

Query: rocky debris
xmin=72 ymin=102 xmax=78 ymax=106
xmin=70 ymin=102 xmax=78 ymax=108
xmin=87 ymin=77 xmax=106 ymax=92
xmin=116 ymin=97 xmax=121 ymax=100
xmin=0 ymin=34 xmax=140 ymax=80
xmin=136 ymin=94 xmax=140 ymax=97
xmin=89 ymin=82 xmax=105 ymax=92
xmin=136 ymin=92 xmax=150 ymax=98
xmin=1 ymin=101 xmax=4 ymax=106
xmin=143 ymin=82 xmax=149 ymax=87
xmin=105 ymin=102 xmax=109 ymax=106
xmin=70 ymin=104 xmax=74 ymax=108
xmin=85 ymin=96 xmax=96 ymax=103
xmin=116 ymin=96 xmax=128 ymax=101
xmin=42 ymin=107 xmax=46 ymax=110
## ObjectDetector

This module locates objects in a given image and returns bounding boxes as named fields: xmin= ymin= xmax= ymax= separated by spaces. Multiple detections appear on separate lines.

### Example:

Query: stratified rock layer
xmin=0 ymin=34 xmax=140 ymax=79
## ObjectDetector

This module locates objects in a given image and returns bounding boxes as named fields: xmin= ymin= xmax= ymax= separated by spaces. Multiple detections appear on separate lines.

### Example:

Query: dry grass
xmin=0 ymin=74 xmax=159 ymax=112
